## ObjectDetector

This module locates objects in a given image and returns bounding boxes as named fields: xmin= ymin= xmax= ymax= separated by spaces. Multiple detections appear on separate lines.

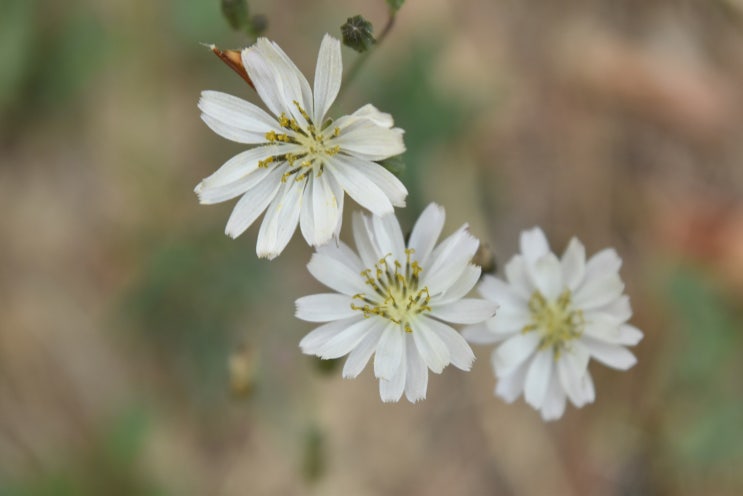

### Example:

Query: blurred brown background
xmin=1 ymin=0 xmax=743 ymax=494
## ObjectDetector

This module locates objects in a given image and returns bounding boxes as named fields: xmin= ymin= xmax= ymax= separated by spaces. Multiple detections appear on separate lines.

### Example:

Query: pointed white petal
xmin=411 ymin=320 xmax=451 ymax=373
xmin=224 ymin=168 xmax=283 ymax=238
xmin=408 ymin=203 xmax=445 ymax=267
xmin=421 ymin=316 xmax=475 ymax=371
xmin=374 ymin=324 xmax=405 ymax=380
xmin=462 ymin=323 xmax=501 ymax=345
xmin=486 ymin=307 xmax=531 ymax=335
xmin=352 ymin=211 xmax=381 ymax=268
xmin=325 ymin=156 xmax=393 ymax=216
xmin=520 ymin=227 xmax=551 ymax=265
xmin=583 ymin=337 xmax=637 ymax=370
xmin=436 ymin=265 xmax=481 ymax=305
xmin=524 ymin=350 xmax=554 ymax=409
xmin=316 ymin=316 xmax=378 ymax=359
xmin=342 ymin=319 xmax=385 ymax=378
xmin=199 ymin=90 xmax=278 ymax=144
xmin=331 ymin=155 xmax=406 ymax=207
xmin=493 ymin=332 xmax=540 ymax=375
xmin=242 ymin=38 xmax=312 ymax=124
xmin=315 ymin=239 xmax=363 ymax=273
xmin=556 ymin=342 xmax=591 ymax=407
xmin=503 ymin=255 xmax=534 ymax=299
xmin=591 ymin=295 xmax=633 ymax=322
xmin=540 ymin=372 xmax=567 ymax=421
xmin=308 ymin=172 xmax=341 ymax=246
xmin=312 ymin=34 xmax=342 ymax=123
xmin=617 ymin=324 xmax=643 ymax=346
xmin=530 ymin=253 xmax=564 ymax=301
xmin=371 ymin=211 xmax=406 ymax=262
xmin=196 ymin=164 xmax=272 ymax=205
xmin=429 ymin=299 xmax=498 ymax=325
xmin=348 ymin=104 xmax=394 ymax=128
xmin=494 ymin=360 xmax=529 ymax=403
xmin=295 ymin=293 xmax=356 ymax=322
xmin=404 ymin=335 xmax=429 ymax=402
xmin=585 ymin=248 xmax=622 ymax=279
xmin=307 ymin=252 xmax=366 ymax=295
xmin=332 ymin=118 xmax=405 ymax=161
xmin=573 ymin=273 xmax=624 ymax=310
xmin=561 ymin=237 xmax=586 ymax=291
xmin=300 ymin=317 xmax=362 ymax=355
xmin=477 ymin=275 xmax=527 ymax=308
xmin=256 ymin=179 xmax=304 ymax=259
xmin=379 ymin=349 xmax=406 ymax=403
xmin=422 ymin=226 xmax=479 ymax=295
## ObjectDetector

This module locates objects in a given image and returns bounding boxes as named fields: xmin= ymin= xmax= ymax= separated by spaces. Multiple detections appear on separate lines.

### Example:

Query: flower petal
xmin=617 ymin=324 xmax=643 ymax=346
xmin=404 ymin=334 xmax=429 ymax=402
xmin=493 ymin=331 xmax=540 ymax=376
xmin=224 ymin=167 xmax=283 ymax=238
xmin=556 ymin=342 xmax=591 ymax=407
xmin=332 ymin=118 xmax=405 ymax=161
xmin=422 ymin=226 xmax=480 ymax=295
xmin=371 ymin=211 xmax=406 ymax=262
xmin=585 ymin=248 xmax=622 ymax=279
xmin=429 ymin=299 xmax=498 ymax=325
xmin=520 ymin=227 xmax=550 ymax=265
xmin=583 ymin=337 xmax=637 ymax=370
xmin=325 ymin=156 xmax=393 ymax=216
xmin=315 ymin=239 xmax=363 ymax=274
xmin=198 ymin=90 xmax=278 ymax=144
xmin=351 ymin=211 xmax=381 ymax=268
xmin=494 ymin=360 xmax=529 ymax=403
xmin=333 ymin=155 xmax=406 ymax=207
xmin=295 ymin=293 xmax=356 ymax=322
xmin=308 ymin=172 xmax=341 ymax=246
xmin=503 ymin=255 xmax=534 ymax=299
xmin=379 ymin=349 xmax=407 ymax=402
xmin=299 ymin=174 xmax=316 ymax=244
xmin=462 ymin=323 xmax=501 ymax=345
xmin=312 ymin=34 xmax=342 ymax=123
xmin=411 ymin=320 xmax=451 ymax=374
xmin=421 ymin=316 xmax=475 ymax=371
xmin=256 ymin=178 xmax=304 ymax=259
xmin=530 ymin=253 xmax=564 ymax=301
xmin=315 ymin=316 xmax=379 ymax=359
xmin=374 ymin=324 xmax=405 ymax=380
xmin=436 ymin=265 xmax=481 ymax=305
xmin=524 ymin=349 xmax=554 ymax=409
xmin=342 ymin=319 xmax=386 ymax=378
xmin=300 ymin=317 xmax=362 ymax=355
xmin=307 ymin=252 xmax=366 ymax=295
xmin=573 ymin=273 xmax=624 ymax=310
xmin=408 ymin=203 xmax=445 ymax=267
xmin=561 ymin=237 xmax=586 ymax=291
xmin=478 ymin=275 xmax=527 ymax=308
xmin=540 ymin=372 xmax=567 ymax=421
xmin=347 ymin=104 xmax=394 ymax=128
xmin=486 ymin=307 xmax=532 ymax=335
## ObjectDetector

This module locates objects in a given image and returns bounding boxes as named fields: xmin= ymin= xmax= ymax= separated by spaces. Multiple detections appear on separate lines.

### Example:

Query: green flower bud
xmin=340 ymin=15 xmax=375 ymax=53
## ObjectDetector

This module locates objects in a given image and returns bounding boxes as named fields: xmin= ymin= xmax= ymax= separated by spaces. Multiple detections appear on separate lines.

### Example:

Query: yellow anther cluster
xmin=522 ymin=290 xmax=584 ymax=359
xmin=351 ymin=250 xmax=431 ymax=333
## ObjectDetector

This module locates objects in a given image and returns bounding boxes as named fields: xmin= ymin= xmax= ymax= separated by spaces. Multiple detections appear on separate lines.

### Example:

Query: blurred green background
xmin=1 ymin=0 xmax=743 ymax=494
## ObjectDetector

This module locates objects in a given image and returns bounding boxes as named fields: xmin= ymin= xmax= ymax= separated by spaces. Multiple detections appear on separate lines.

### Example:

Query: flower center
xmin=523 ymin=290 xmax=584 ymax=359
xmin=351 ymin=250 xmax=431 ymax=333
xmin=260 ymin=101 xmax=341 ymax=183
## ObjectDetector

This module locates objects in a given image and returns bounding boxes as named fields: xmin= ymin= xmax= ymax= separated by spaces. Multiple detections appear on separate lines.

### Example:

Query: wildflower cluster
xmin=195 ymin=28 xmax=642 ymax=420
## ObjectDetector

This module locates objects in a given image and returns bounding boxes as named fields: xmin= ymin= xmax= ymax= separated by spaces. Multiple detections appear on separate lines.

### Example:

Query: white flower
xmin=196 ymin=35 xmax=407 ymax=259
xmin=463 ymin=227 xmax=643 ymax=421
xmin=296 ymin=204 xmax=498 ymax=402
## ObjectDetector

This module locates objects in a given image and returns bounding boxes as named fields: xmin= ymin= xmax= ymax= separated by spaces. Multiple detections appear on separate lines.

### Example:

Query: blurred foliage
xmin=0 ymin=407 xmax=164 ymax=496
xmin=301 ymin=424 xmax=327 ymax=484
xmin=386 ymin=0 xmax=405 ymax=12
xmin=369 ymin=40 xmax=471 ymax=217
xmin=220 ymin=0 xmax=267 ymax=39
xmin=0 ymin=0 xmax=107 ymax=129
xmin=120 ymin=230 xmax=272 ymax=404
xmin=664 ymin=268 xmax=743 ymax=471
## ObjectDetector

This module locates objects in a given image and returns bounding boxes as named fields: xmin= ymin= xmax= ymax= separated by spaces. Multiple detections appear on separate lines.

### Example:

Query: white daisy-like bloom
xmin=463 ymin=227 xmax=643 ymax=421
xmin=296 ymin=204 xmax=498 ymax=402
xmin=196 ymin=35 xmax=407 ymax=259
